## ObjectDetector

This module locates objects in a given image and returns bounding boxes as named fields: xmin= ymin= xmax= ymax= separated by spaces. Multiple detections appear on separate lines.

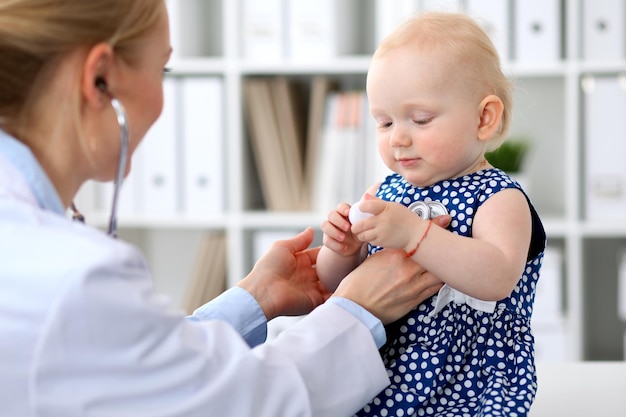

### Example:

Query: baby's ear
xmin=477 ymin=95 xmax=504 ymax=141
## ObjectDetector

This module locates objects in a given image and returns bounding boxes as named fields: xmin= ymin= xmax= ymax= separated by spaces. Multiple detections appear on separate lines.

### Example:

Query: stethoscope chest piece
xmin=408 ymin=201 xmax=448 ymax=219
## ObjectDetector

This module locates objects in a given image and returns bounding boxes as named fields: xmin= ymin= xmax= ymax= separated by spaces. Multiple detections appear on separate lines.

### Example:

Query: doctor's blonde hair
xmin=374 ymin=12 xmax=513 ymax=150
xmin=0 ymin=0 xmax=163 ymax=130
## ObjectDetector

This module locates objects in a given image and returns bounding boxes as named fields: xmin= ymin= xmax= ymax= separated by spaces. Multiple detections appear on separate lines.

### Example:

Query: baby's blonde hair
xmin=375 ymin=12 xmax=513 ymax=150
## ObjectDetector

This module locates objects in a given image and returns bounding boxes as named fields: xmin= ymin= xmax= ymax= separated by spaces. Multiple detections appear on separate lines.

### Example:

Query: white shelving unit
xmin=76 ymin=0 xmax=626 ymax=362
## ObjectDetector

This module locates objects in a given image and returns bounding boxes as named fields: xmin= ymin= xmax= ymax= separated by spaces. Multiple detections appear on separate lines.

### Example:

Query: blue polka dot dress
xmin=354 ymin=169 xmax=546 ymax=417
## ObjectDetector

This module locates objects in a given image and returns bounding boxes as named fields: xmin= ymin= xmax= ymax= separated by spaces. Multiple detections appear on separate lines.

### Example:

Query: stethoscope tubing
xmin=107 ymin=97 xmax=129 ymax=238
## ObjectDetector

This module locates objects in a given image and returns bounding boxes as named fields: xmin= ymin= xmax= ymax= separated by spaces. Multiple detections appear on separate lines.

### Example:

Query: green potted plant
xmin=485 ymin=137 xmax=531 ymax=190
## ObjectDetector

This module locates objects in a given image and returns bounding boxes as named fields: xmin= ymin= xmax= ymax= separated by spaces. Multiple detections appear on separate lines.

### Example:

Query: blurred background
xmin=74 ymin=0 xmax=626 ymax=362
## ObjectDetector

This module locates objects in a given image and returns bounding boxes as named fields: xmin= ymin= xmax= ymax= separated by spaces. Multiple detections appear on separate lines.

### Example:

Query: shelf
xmin=72 ymin=0 xmax=626 ymax=363
xmin=168 ymin=57 xmax=228 ymax=75
xmin=581 ymin=222 xmax=626 ymax=238
xmin=240 ymin=56 xmax=373 ymax=75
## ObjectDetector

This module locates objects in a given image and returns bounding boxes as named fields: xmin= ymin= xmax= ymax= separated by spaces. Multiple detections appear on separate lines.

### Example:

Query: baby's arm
xmin=317 ymin=184 xmax=380 ymax=292
xmin=316 ymin=201 xmax=367 ymax=292
xmin=352 ymin=189 xmax=532 ymax=301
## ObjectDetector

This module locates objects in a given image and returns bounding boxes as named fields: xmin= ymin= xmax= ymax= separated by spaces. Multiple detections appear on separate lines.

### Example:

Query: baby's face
xmin=366 ymin=46 xmax=489 ymax=187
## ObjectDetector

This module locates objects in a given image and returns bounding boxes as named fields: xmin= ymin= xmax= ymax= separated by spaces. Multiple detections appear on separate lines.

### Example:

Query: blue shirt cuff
xmin=188 ymin=286 xmax=267 ymax=347
xmin=327 ymin=297 xmax=386 ymax=349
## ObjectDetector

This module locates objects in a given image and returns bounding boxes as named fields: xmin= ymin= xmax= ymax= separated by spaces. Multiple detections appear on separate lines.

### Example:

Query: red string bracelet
xmin=405 ymin=220 xmax=432 ymax=258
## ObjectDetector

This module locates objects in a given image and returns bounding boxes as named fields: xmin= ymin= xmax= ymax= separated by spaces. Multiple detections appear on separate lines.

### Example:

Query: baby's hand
xmin=348 ymin=200 xmax=373 ymax=224
xmin=350 ymin=197 xmax=419 ymax=250
xmin=321 ymin=202 xmax=364 ymax=257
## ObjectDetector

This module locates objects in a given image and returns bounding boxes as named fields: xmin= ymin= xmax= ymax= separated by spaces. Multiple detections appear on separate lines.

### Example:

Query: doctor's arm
xmin=189 ymin=227 xmax=443 ymax=347
xmin=33 ymin=232 xmax=441 ymax=417
xmin=189 ymin=227 xmax=327 ymax=347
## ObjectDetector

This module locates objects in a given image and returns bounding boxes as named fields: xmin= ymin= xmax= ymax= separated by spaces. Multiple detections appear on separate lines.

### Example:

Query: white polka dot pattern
xmin=354 ymin=169 xmax=544 ymax=417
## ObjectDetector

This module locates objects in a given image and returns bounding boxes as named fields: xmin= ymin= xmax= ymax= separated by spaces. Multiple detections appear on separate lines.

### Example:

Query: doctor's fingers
xmin=274 ymin=227 xmax=316 ymax=254
xmin=370 ymin=251 xmax=443 ymax=323
xmin=332 ymin=249 xmax=428 ymax=324
xmin=411 ymin=270 xmax=444 ymax=301
xmin=298 ymin=246 xmax=321 ymax=267
xmin=368 ymin=271 xmax=444 ymax=324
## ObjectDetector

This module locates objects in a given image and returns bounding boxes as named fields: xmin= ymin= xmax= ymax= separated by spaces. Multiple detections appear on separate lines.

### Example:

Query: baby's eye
xmin=163 ymin=67 xmax=172 ymax=76
xmin=376 ymin=120 xmax=392 ymax=128
xmin=414 ymin=117 xmax=433 ymax=126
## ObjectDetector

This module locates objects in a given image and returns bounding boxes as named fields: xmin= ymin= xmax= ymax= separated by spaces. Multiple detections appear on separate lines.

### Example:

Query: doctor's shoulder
xmin=4 ymin=205 xmax=152 ymax=294
xmin=0 ymin=204 xmax=160 ymax=346
xmin=61 ymin=214 xmax=151 ymax=282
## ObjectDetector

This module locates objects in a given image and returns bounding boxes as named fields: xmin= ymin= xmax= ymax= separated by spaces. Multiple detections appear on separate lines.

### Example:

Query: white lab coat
xmin=0 ymin=151 xmax=389 ymax=416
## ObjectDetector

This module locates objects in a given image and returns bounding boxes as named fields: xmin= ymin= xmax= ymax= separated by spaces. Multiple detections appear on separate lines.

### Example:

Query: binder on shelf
xmin=466 ymin=0 xmax=511 ymax=62
xmin=182 ymin=233 xmax=226 ymax=315
xmin=375 ymin=0 xmax=419 ymax=45
xmin=165 ymin=0 xmax=181 ymax=58
xmin=241 ymin=0 xmax=285 ymax=60
xmin=180 ymin=77 xmax=224 ymax=217
xmin=338 ymin=91 xmax=366 ymax=206
xmin=312 ymin=90 xmax=372 ymax=213
xmin=303 ymin=76 xmax=336 ymax=210
xmin=418 ymin=0 xmax=463 ymax=12
xmin=166 ymin=0 xmax=215 ymax=58
xmin=582 ymin=0 xmax=625 ymax=62
xmin=270 ymin=77 xmax=306 ymax=210
xmin=617 ymin=250 xmax=626 ymax=321
xmin=361 ymin=92 xmax=392 ymax=188
xmin=311 ymin=90 xmax=343 ymax=213
xmin=286 ymin=0 xmax=358 ymax=60
xmin=243 ymin=78 xmax=303 ymax=211
xmin=513 ymin=0 xmax=561 ymax=63
xmin=137 ymin=77 xmax=179 ymax=217
xmin=583 ymin=75 xmax=626 ymax=220
xmin=349 ymin=91 xmax=391 ymax=204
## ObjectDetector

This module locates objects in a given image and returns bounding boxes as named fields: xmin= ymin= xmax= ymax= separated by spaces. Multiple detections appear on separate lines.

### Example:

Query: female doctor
xmin=0 ymin=1 xmax=448 ymax=416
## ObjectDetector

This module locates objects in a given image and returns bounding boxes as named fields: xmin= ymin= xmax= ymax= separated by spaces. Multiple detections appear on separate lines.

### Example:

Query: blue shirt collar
xmin=0 ymin=129 xmax=66 ymax=216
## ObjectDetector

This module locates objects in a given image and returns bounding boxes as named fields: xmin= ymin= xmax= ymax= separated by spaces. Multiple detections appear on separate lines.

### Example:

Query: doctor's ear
xmin=81 ymin=42 xmax=114 ymax=107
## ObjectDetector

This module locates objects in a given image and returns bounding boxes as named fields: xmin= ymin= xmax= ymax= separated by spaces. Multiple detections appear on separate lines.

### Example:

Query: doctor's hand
xmin=332 ymin=214 xmax=451 ymax=325
xmin=238 ymin=227 xmax=329 ymax=321
xmin=332 ymin=248 xmax=442 ymax=325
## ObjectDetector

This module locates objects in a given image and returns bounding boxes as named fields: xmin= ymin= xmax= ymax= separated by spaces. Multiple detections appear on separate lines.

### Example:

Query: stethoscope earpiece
xmin=95 ymin=76 xmax=107 ymax=92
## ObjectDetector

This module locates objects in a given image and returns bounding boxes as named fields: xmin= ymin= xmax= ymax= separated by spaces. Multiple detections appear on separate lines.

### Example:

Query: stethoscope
xmin=348 ymin=198 xmax=449 ymax=223
xmin=407 ymin=200 xmax=448 ymax=219
xmin=106 ymin=96 xmax=129 ymax=238
xmin=71 ymin=77 xmax=129 ymax=238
